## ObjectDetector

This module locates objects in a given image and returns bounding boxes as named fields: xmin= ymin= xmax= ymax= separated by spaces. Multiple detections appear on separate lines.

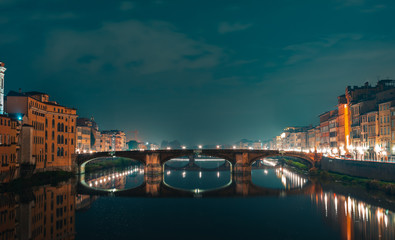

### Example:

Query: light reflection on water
xmin=312 ymin=192 xmax=395 ymax=239
xmin=85 ymin=165 xmax=144 ymax=191
xmin=3 ymin=159 xmax=394 ymax=239
xmin=251 ymin=167 xmax=308 ymax=190
xmin=163 ymin=159 xmax=231 ymax=192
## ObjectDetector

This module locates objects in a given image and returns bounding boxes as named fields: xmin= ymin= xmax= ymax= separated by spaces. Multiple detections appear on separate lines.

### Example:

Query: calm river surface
xmin=1 ymin=158 xmax=394 ymax=240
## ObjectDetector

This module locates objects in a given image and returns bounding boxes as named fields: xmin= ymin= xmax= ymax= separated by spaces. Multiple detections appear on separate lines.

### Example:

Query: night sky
xmin=1 ymin=0 xmax=395 ymax=145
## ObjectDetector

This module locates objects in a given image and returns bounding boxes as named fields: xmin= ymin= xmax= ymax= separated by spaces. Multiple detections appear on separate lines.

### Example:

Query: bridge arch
xmin=248 ymin=153 xmax=314 ymax=168
xmin=77 ymin=152 xmax=145 ymax=175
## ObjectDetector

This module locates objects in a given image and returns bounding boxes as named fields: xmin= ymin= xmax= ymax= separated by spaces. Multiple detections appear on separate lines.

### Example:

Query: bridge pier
xmin=234 ymin=153 xmax=251 ymax=173
xmin=146 ymin=153 xmax=162 ymax=174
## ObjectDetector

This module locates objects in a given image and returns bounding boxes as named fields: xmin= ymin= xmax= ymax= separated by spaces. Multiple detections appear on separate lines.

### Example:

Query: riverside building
xmin=271 ymin=80 xmax=395 ymax=160
xmin=6 ymin=91 xmax=77 ymax=171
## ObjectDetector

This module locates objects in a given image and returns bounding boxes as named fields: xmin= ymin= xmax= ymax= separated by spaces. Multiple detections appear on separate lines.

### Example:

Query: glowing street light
xmin=182 ymin=146 xmax=186 ymax=149
xmin=198 ymin=145 xmax=202 ymax=149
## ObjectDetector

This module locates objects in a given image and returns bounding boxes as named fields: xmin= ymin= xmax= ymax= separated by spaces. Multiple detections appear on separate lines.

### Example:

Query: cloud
xmin=120 ymin=1 xmax=135 ymax=11
xmin=227 ymin=59 xmax=259 ymax=66
xmin=341 ymin=0 xmax=365 ymax=6
xmin=38 ymin=20 xmax=222 ymax=76
xmin=283 ymin=34 xmax=363 ymax=64
xmin=337 ymin=0 xmax=387 ymax=12
xmin=30 ymin=12 xmax=78 ymax=21
xmin=218 ymin=22 xmax=252 ymax=34
xmin=360 ymin=4 xmax=387 ymax=13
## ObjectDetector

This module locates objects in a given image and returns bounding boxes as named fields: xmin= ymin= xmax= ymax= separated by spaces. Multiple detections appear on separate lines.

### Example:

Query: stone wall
xmin=320 ymin=157 xmax=395 ymax=182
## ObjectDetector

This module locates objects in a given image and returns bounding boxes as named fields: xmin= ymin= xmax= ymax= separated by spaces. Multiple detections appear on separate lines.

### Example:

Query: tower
xmin=0 ymin=62 xmax=6 ymax=114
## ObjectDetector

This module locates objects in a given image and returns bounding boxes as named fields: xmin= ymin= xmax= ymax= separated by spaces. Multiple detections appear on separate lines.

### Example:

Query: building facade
xmin=76 ymin=117 xmax=100 ymax=154
xmin=100 ymin=130 xmax=126 ymax=152
xmin=0 ymin=115 xmax=19 ymax=182
xmin=270 ymin=80 xmax=395 ymax=160
xmin=6 ymin=91 xmax=77 ymax=171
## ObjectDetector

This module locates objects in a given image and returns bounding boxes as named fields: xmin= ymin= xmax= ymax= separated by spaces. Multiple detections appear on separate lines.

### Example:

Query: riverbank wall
xmin=320 ymin=157 xmax=395 ymax=182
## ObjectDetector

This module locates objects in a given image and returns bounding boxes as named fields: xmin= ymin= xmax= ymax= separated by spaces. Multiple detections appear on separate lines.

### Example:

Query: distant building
xmin=235 ymin=139 xmax=263 ymax=150
xmin=76 ymin=117 xmax=100 ymax=153
xmin=100 ymin=130 xmax=126 ymax=151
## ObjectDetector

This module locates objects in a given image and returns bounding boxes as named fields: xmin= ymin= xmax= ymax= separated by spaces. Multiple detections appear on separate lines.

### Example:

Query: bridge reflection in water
xmin=78 ymin=158 xmax=314 ymax=198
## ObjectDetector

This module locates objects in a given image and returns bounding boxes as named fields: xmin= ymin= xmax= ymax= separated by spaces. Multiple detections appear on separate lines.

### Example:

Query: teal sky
xmin=1 ymin=0 xmax=395 ymax=145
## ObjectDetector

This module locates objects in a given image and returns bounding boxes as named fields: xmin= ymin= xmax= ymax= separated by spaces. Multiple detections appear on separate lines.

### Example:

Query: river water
xmin=1 ymin=158 xmax=394 ymax=239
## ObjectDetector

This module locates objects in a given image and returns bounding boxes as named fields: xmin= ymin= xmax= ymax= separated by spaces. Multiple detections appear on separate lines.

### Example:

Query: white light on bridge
xmin=167 ymin=170 xmax=171 ymax=176
xmin=217 ymin=171 xmax=220 ymax=178
xmin=199 ymin=171 xmax=202 ymax=178
xmin=182 ymin=171 xmax=186 ymax=178
xmin=233 ymin=146 xmax=236 ymax=149
xmin=182 ymin=146 xmax=186 ymax=149
xmin=198 ymin=145 xmax=202 ymax=149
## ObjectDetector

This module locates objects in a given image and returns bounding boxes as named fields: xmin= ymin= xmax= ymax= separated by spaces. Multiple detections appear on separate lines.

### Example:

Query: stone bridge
xmin=75 ymin=149 xmax=322 ymax=174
